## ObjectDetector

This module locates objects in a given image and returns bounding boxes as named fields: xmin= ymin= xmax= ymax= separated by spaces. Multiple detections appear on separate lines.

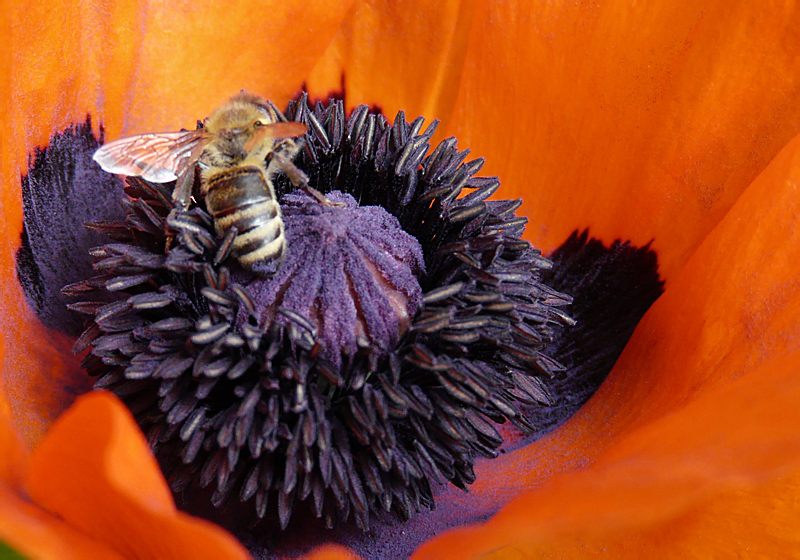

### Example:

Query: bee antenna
xmin=265 ymin=99 xmax=286 ymax=122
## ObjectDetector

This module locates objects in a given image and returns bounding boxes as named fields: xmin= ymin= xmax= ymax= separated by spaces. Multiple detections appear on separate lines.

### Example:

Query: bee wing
xmin=93 ymin=131 xmax=206 ymax=183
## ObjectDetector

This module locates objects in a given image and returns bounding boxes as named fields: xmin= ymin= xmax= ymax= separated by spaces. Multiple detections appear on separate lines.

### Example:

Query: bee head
xmin=204 ymin=92 xmax=279 ymax=137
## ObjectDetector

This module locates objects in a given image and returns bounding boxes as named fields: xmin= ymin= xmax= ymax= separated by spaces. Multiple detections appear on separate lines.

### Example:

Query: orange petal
xmin=445 ymin=0 xmax=800 ymax=282
xmin=0 ymin=484 xmax=125 ymax=559
xmin=414 ymin=351 xmax=800 ymax=558
xmin=306 ymin=0 xmax=475 ymax=124
xmin=0 ymin=396 xmax=122 ymax=558
xmin=0 ymin=373 xmax=28 ymax=489
xmin=415 ymin=125 xmax=800 ymax=554
xmin=1 ymin=323 xmax=94 ymax=448
xmin=26 ymin=391 xmax=248 ymax=559
xmin=8 ymin=0 xmax=355 ymax=145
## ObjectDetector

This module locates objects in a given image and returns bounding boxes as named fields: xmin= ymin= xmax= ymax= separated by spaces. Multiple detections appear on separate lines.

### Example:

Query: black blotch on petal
xmin=16 ymin=117 xmax=125 ymax=335
xmin=521 ymin=229 xmax=664 ymax=440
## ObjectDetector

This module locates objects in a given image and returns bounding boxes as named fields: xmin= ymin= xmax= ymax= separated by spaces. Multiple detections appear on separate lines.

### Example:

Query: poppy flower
xmin=3 ymin=1 xmax=800 ymax=558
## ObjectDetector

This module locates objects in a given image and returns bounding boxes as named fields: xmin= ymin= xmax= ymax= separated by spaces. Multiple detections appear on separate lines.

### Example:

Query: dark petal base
xmin=16 ymin=118 xmax=125 ymax=334
xmin=531 ymin=230 xmax=664 ymax=440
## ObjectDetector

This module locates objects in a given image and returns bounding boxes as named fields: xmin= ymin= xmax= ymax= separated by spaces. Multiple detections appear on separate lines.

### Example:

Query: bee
xmin=93 ymin=91 xmax=332 ymax=271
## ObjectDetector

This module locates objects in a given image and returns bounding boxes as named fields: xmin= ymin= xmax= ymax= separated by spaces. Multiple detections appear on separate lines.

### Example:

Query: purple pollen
xmin=242 ymin=191 xmax=425 ymax=365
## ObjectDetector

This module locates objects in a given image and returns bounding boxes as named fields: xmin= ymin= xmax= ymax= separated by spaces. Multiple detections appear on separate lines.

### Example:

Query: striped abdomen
xmin=204 ymin=165 xmax=285 ymax=269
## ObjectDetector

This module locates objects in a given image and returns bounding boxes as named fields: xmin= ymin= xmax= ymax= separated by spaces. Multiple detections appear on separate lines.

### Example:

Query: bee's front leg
xmin=167 ymin=160 xmax=198 ymax=254
xmin=272 ymin=152 xmax=344 ymax=207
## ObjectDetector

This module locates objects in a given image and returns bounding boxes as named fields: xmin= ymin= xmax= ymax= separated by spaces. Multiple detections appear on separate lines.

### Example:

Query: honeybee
xmin=93 ymin=91 xmax=332 ymax=270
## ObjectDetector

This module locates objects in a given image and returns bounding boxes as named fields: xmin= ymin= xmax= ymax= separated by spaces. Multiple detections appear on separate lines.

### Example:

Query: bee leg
xmin=172 ymin=164 xmax=195 ymax=209
xmin=166 ymin=164 xmax=197 ymax=254
xmin=272 ymin=152 xmax=344 ymax=207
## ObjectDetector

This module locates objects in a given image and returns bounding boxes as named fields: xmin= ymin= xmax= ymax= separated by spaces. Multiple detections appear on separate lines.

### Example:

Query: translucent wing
xmin=243 ymin=121 xmax=308 ymax=151
xmin=93 ymin=131 xmax=206 ymax=183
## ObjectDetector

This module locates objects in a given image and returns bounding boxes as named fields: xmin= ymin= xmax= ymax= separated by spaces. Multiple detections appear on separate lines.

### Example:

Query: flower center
xmin=65 ymin=96 xmax=574 ymax=534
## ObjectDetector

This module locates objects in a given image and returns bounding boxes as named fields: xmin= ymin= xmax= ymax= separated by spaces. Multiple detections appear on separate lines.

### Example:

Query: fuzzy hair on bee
xmin=93 ymin=91 xmax=334 ymax=272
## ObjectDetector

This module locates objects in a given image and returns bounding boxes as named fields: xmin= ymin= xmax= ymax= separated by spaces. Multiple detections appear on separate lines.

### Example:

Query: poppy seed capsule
xmin=67 ymin=95 xmax=574 ymax=533
xmin=243 ymin=190 xmax=425 ymax=366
